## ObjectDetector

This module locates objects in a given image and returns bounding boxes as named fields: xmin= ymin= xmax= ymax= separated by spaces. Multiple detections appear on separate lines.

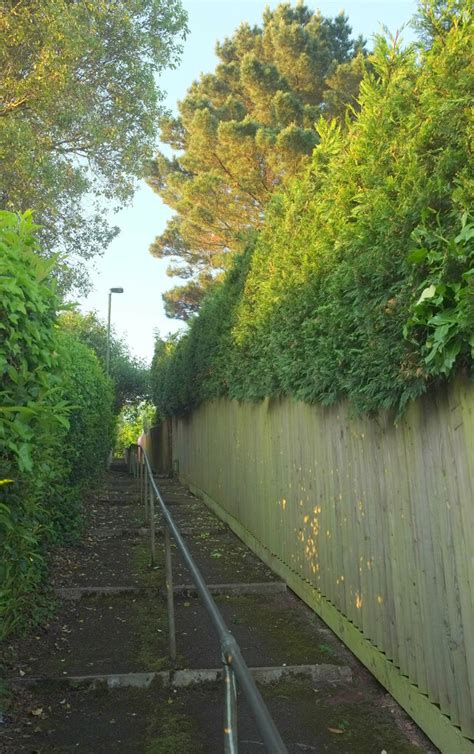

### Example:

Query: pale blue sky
xmin=79 ymin=0 xmax=419 ymax=363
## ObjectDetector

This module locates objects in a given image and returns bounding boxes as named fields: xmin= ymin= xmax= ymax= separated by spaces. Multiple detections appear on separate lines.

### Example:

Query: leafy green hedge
xmin=0 ymin=211 xmax=113 ymax=638
xmin=152 ymin=3 xmax=473 ymax=418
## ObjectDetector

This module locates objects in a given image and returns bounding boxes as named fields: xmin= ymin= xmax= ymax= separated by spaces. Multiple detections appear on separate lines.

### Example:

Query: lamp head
xmin=110 ymin=287 xmax=124 ymax=293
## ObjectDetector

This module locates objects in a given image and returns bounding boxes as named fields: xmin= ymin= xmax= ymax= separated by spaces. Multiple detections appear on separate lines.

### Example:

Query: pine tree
xmin=147 ymin=3 xmax=365 ymax=318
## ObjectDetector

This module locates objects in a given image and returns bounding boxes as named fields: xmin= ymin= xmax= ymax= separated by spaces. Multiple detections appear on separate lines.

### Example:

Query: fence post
xmin=139 ymin=449 xmax=143 ymax=507
xmin=135 ymin=447 xmax=140 ymax=491
xmin=149 ymin=476 xmax=156 ymax=566
xmin=143 ymin=458 xmax=149 ymax=524
xmin=140 ymin=450 xmax=145 ymax=517
xmin=164 ymin=524 xmax=177 ymax=663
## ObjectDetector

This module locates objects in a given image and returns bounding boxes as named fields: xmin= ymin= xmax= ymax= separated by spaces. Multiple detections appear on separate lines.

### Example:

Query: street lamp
xmin=106 ymin=287 xmax=124 ymax=375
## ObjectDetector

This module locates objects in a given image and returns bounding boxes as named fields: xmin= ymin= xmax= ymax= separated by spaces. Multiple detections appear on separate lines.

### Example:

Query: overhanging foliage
xmin=0 ymin=0 xmax=187 ymax=293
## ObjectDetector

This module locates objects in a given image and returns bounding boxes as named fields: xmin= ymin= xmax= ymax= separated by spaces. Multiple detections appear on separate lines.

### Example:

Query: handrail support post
xmin=164 ymin=523 xmax=177 ymax=663
xmin=149 ymin=476 xmax=156 ymax=566
xmin=131 ymin=445 xmax=288 ymax=754
xmin=223 ymin=657 xmax=238 ymax=754
xmin=143 ymin=456 xmax=149 ymax=524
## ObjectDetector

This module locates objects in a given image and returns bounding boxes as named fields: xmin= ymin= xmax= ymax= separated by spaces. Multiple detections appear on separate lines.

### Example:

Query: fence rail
xmin=127 ymin=443 xmax=289 ymax=754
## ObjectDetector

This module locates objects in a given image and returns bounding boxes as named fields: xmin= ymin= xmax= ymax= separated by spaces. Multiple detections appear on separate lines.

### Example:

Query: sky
xmin=78 ymin=0 xmax=419 ymax=364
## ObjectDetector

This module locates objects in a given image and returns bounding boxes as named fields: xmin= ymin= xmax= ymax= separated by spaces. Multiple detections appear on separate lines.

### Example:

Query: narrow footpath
xmin=1 ymin=462 xmax=435 ymax=753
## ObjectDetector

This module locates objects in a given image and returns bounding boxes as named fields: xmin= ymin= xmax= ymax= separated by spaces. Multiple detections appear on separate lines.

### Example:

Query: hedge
xmin=152 ymin=4 xmax=473 ymax=418
xmin=0 ymin=212 xmax=113 ymax=637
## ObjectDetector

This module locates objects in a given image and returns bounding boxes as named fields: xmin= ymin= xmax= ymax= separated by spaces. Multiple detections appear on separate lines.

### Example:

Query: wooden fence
xmin=140 ymin=419 xmax=172 ymax=475
xmin=147 ymin=376 xmax=474 ymax=752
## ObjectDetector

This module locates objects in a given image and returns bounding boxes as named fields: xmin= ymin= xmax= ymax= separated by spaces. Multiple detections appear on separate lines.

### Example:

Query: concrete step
xmin=9 ymin=663 xmax=352 ymax=689
xmin=55 ymin=581 xmax=287 ymax=600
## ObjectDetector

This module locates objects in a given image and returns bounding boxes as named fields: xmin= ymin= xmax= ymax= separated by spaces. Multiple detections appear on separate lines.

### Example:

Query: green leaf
xmin=18 ymin=444 xmax=33 ymax=472
xmin=438 ymin=340 xmax=462 ymax=374
xmin=455 ymin=224 xmax=474 ymax=244
xmin=415 ymin=284 xmax=437 ymax=306
xmin=407 ymin=247 xmax=428 ymax=264
xmin=429 ymin=310 xmax=459 ymax=326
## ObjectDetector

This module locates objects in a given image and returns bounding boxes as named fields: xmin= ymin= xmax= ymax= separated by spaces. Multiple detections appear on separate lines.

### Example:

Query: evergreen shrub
xmin=152 ymin=3 xmax=473 ymax=418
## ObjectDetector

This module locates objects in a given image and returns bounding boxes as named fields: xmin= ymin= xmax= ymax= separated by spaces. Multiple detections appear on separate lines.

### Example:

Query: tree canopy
xmin=59 ymin=310 xmax=150 ymax=408
xmin=0 ymin=0 xmax=187 ymax=292
xmin=147 ymin=3 xmax=366 ymax=318
xmin=114 ymin=400 xmax=156 ymax=454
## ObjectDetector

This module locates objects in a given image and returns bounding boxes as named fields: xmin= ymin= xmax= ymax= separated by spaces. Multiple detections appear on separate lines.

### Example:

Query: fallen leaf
xmin=30 ymin=709 xmax=43 ymax=717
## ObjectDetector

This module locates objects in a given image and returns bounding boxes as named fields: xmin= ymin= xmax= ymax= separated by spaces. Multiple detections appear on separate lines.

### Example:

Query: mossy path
xmin=0 ymin=463 xmax=435 ymax=753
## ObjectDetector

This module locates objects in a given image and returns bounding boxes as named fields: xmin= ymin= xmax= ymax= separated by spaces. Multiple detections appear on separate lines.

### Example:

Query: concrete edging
xmin=9 ymin=663 xmax=352 ymax=690
xmin=55 ymin=582 xmax=287 ymax=600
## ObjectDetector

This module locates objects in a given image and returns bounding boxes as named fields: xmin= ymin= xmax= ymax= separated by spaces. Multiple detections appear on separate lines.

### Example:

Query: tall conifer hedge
xmin=152 ymin=2 xmax=473 ymax=417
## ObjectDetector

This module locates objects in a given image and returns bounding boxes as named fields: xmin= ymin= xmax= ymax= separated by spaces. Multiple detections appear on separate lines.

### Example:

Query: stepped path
xmin=1 ymin=462 xmax=435 ymax=753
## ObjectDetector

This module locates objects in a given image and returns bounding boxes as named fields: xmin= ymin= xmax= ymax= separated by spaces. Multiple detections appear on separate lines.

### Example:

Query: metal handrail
xmin=127 ymin=444 xmax=288 ymax=754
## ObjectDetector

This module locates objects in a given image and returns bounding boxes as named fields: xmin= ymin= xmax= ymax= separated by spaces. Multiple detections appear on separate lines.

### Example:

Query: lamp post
xmin=106 ymin=287 xmax=124 ymax=376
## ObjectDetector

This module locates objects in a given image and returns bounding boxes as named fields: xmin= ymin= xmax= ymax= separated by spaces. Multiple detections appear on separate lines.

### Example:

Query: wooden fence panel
xmin=145 ymin=419 xmax=172 ymax=475
xmin=152 ymin=377 xmax=474 ymax=746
